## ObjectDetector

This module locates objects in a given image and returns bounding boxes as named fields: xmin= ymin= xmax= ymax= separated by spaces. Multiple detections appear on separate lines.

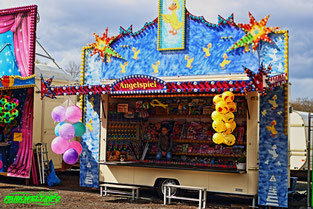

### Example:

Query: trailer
xmin=41 ymin=0 xmax=290 ymax=207
xmin=290 ymin=110 xmax=313 ymax=179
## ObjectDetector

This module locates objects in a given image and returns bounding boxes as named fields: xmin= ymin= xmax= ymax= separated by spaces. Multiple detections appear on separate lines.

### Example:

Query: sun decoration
xmin=89 ymin=28 xmax=124 ymax=62
xmin=227 ymin=12 xmax=279 ymax=52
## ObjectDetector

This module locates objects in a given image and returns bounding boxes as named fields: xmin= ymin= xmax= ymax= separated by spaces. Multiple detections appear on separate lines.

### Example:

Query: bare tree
xmin=291 ymin=97 xmax=313 ymax=112
xmin=65 ymin=61 xmax=80 ymax=81
xmin=35 ymin=58 xmax=47 ymax=65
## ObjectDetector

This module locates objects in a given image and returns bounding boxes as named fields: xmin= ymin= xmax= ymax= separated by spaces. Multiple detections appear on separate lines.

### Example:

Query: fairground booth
xmin=0 ymin=6 xmax=37 ymax=179
xmin=41 ymin=1 xmax=289 ymax=207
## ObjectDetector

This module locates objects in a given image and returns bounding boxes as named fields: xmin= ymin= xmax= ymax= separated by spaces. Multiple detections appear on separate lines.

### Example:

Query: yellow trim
xmin=284 ymin=84 xmax=288 ymax=135
xmin=79 ymin=46 xmax=92 ymax=120
xmin=157 ymin=0 xmax=161 ymax=50
xmin=0 ymin=74 xmax=35 ymax=81
xmin=81 ymin=46 xmax=91 ymax=86
xmin=157 ymin=0 xmax=186 ymax=51
xmin=10 ymin=74 xmax=36 ymax=80
xmin=0 ymin=84 xmax=35 ymax=91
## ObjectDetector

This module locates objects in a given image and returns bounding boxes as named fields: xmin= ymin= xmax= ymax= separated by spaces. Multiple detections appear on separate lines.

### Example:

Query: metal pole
xmin=309 ymin=112 xmax=312 ymax=208
xmin=308 ymin=112 xmax=312 ymax=209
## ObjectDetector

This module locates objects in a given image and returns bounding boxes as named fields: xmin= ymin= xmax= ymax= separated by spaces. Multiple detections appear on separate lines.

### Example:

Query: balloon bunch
xmin=0 ymin=95 xmax=19 ymax=124
xmin=51 ymin=105 xmax=86 ymax=165
xmin=211 ymin=91 xmax=237 ymax=146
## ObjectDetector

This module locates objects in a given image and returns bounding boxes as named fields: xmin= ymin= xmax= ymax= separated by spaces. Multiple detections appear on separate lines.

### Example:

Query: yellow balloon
xmin=227 ymin=102 xmax=237 ymax=112
xmin=211 ymin=111 xmax=223 ymax=121
xmin=224 ymin=121 xmax=236 ymax=134
xmin=215 ymin=101 xmax=229 ymax=114
xmin=212 ymin=120 xmax=226 ymax=133
xmin=224 ymin=127 xmax=233 ymax=135
xmin=213 ymin=94 xmax=223 ymax=105
xmin=222 ymin=91 xmax=234 ymax=103
xmin=223 ymin=112 xmax=234 ymax=123
xmin=224 ymin=134 xmax=236 ymax=146
xmin=213 ymin=133 xmax=224 ymax=144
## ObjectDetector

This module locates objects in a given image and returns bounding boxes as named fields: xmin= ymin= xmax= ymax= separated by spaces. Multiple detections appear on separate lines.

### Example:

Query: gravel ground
xmin=0 ymin=171 xmax=306 ymax=209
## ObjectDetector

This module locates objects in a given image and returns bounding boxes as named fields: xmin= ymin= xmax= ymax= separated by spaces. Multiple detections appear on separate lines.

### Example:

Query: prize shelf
xmin=148 ymin=139 xmax=246 ymax=145
xmin=149 ymin=151 xmax=243 ymax=158
xmin=108 ymin=120 xmax=138 ymax=124
xmin=149 ymin=114 xmax=212 ymax=119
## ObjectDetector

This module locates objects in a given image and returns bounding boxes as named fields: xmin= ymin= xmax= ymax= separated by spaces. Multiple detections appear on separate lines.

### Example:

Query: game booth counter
xmin=0 ymin=5 xmax=37 ymax=179
xmin=41 ymin=1 xmax=289 ymax=207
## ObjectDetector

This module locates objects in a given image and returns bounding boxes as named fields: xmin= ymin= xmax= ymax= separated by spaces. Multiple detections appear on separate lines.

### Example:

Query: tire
xmin=156 ymin=178 xmax=179 ymax=198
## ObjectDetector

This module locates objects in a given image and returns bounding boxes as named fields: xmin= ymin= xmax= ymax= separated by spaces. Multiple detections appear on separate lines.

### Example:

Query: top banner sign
xmin=157 ymin=0 xmax=186 ymax=51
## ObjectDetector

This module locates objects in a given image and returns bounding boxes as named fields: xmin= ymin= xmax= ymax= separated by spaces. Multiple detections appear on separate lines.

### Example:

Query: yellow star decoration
xmin=89 ymin=28 xmax=124 ymax=62
xmin=227 ymin=12 xmax=279 ymax=52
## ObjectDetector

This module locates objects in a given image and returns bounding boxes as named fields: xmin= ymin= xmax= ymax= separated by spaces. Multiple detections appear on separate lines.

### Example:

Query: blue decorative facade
xmin=258 ymin=87 xmax=288 ymax=207
xmin=80 ymin=95 xmax=101 ymax=187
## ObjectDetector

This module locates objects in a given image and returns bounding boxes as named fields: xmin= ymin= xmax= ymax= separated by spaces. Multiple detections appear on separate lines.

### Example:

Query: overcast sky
xmin=1 ymin=0 xmax=312 ymax=100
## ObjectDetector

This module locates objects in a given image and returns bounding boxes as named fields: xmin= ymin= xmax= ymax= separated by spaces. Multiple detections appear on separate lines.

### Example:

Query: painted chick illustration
xmin=86 ymin=119 xmax=93 ymax=132
xmin=268 ymin=95 xmax=278 ymax=110
xmin=266 ymin=120 xmax=278 ymax=137
xmin=161 ymin=0 xmax=184 ymax=35
xmin=203 ymin=43 xmax=212 ymax=58
xmin=132 ymin=47 xmax=140 ymax=60
xmin=120 ymin=62 xmax=128 ymax=74
xmin=220 ymin=53 xmax=231 ymax=69
xmin=185 ymin=55 xmax=194 ymax=69
xmin=152 ymin=61 xmax=160 ymax=75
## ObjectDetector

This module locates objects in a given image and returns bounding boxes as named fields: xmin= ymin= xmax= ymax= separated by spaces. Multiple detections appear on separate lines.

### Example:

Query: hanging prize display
xmin=211 ymin=91 xmax=237 ymax=145
xmin=50 ymin=104 xmax=86 ymax=165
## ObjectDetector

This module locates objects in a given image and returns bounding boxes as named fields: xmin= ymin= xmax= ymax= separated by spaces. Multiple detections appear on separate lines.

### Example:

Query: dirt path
xmin=0 ymin=172 xmax=236 ymax=209
xmin=4 ymin=171 xmax=306 ymax=209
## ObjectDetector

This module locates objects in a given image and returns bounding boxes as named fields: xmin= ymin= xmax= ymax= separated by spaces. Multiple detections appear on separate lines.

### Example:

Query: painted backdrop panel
xmin=0 ymin=31 xmax=19 ymax=77
xmin=80 ymin=95 xmax=100 ymax=187
xmin=258 ymin=86 xmax=288 ymax=208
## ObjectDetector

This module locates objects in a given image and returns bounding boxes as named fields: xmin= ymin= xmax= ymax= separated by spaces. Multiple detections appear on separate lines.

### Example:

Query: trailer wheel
xmin=156 ymin=178 xmax=179 ymax=198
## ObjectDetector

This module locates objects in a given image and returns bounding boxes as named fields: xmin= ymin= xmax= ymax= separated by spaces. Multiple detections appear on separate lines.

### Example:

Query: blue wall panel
xmin=80 ymin=95 xmax=100 ymax=187
xmin=258 ymin=87 xmax=288 ymax=208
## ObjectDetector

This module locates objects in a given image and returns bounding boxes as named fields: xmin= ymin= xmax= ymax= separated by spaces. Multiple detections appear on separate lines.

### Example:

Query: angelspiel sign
xmin=111 ymin=75 xmax=166 ymax=93
xmin=120 ymin=80 xmax=157 ymax=90
xmin=4 ymin=191 xmax=61 ymax=206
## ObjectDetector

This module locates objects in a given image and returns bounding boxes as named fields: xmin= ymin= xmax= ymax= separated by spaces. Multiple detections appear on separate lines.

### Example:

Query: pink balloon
xmin=59 ymin=123 xmax=75 ymax=140
xmin=51 ymin=136 xmax=70 ymax=154
xmin=69 ymin=141 xmax=82 ymax=155
xmin=65 ymin=105 xmax=82 ymax=123
xmin=0 ymin=160 xmax=3 ymax=169
xmin=51 ymin=106 xmax=66 ymax=122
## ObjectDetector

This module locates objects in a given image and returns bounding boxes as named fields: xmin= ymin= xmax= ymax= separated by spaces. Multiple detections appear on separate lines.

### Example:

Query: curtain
xmin=0 ymin=13 xmax=30 ymax=77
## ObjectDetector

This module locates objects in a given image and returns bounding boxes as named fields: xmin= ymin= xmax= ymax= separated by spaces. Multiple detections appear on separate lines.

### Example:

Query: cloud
xmin=0 ymin=0 xmax=312 ymax=98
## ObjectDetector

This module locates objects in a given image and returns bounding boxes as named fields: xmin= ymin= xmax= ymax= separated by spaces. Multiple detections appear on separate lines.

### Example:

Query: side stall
xmin=0 ymin=5 xmax=37 ymax=179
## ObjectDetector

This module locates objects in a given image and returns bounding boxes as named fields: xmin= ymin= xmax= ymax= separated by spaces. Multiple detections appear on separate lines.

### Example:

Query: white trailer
xmin=290 ymin=110 xmax=313 ymax=176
